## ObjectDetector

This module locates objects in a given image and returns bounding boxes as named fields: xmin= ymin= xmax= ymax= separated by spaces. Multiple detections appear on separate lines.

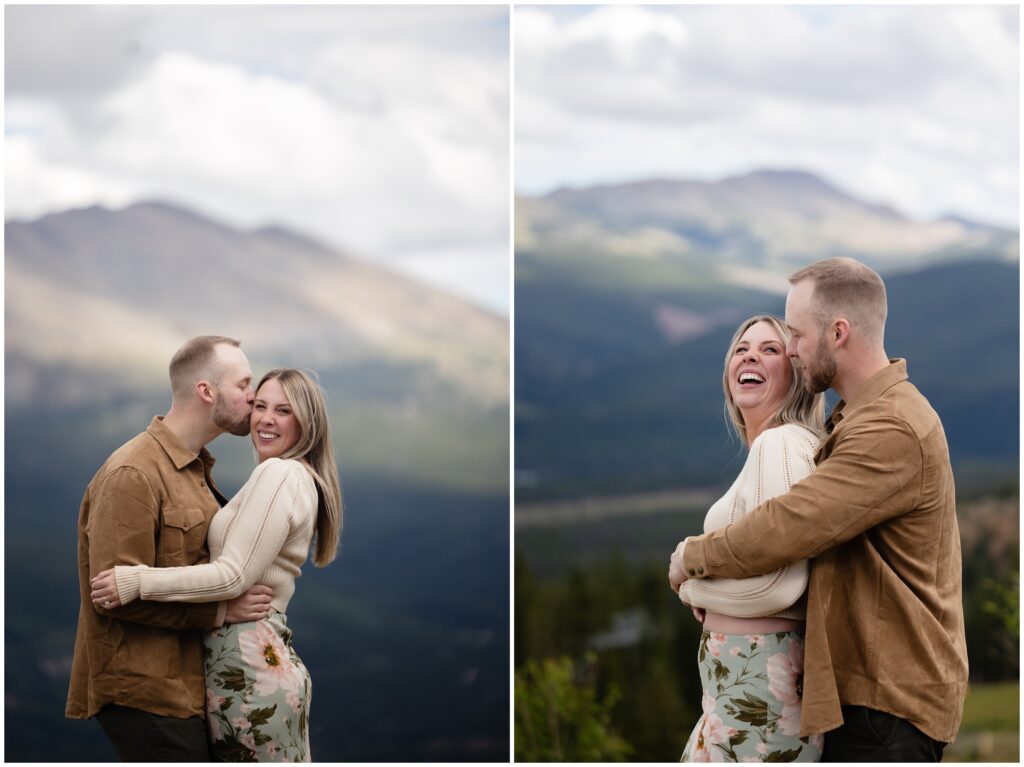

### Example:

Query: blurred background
xmin=6 ymin=5 xmax=509 ymax=761
xmin=513 ymin=5 xmax=1018 ymax=762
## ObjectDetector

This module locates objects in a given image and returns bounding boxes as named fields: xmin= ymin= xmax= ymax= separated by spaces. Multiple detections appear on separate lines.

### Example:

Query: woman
xmin=90 ymin=368 xmax=342 ymax=762
xmin=677 ymin=315 xmax=825 ymax=763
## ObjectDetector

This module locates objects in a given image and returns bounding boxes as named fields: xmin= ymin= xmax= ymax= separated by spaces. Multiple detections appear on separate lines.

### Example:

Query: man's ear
xmin=195 ymin=380 xmax=215 ymax=405
xmin=833 ymin=318 xmax=851 ymax=349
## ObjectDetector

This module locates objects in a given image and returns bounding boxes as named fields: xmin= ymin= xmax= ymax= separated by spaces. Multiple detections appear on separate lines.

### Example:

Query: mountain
xmin=6 ymin=200 xmax=507 ymax=409
xmin=515 ymin=169 xmax=1019 ymax=501
xmin=6 ymin=200 xmax=509 ymax=488
xmin=5 ymin=201 xmax=510 ymax=761
xmin=521 ymin=169 xmax=1017 ymax=277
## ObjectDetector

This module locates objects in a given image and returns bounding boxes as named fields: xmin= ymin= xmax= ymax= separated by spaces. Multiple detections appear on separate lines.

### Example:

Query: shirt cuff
xmin=677 ymin=542 xmax=693 ymax=603
xmin=682 ymin=535 xmax=710 ymax=579
xmin=113 ymin=565 xmax=145 ymax=605
xmin=214 ymin=601 xmax=227 ymax=627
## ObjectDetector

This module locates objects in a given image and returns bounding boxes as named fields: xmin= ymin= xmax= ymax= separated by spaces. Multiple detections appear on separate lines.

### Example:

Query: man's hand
xmin=225 ymin=585 xmax=274 ymax=624
xmin=668 ymin=539 xmax=690 ymax=591
xmin=690 ymin=606 xmax=706 ymax=624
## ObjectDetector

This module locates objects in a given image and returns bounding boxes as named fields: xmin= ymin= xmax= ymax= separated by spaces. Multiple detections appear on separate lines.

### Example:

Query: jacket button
xmin=698 ymin=567 xmax=705 ymax=575
xmin=687 ymin=568 xmax=696 ymax=576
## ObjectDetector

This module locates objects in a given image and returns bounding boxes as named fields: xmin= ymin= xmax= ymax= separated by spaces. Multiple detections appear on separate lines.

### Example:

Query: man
xmin=66 ymin=336 xmax=275 ymax=761
xmin=669 ymin=258 xmax=967 ymax=761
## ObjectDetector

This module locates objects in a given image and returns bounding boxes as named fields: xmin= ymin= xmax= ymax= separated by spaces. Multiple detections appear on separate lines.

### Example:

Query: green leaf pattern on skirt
xmin=681 ymin=630 xmax=823 ymax=763
xmin=203 ymin=613 xmax=312 ymax=762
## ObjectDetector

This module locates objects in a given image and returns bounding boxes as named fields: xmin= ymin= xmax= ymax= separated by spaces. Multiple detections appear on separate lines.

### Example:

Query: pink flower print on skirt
xmin=680 ymin=630 xmax=822 ymax=763
xmin=203 ymin=612 xmax=313 ymax=762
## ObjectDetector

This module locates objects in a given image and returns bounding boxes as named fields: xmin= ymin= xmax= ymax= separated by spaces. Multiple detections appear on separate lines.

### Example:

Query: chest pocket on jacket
xmin=158 ymin=506 xmax=208 ymax=566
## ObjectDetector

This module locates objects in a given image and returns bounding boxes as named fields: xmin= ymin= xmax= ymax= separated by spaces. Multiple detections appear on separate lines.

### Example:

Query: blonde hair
xmin=169 ymin=335 xmax=241 ymax=401
xmin=789 ymin=257 xmax=888 ymax=345
xmin=722 ymin=315 xmax=825 ymax=445
xmin=256 ymin=368 xmax=342 ymax=567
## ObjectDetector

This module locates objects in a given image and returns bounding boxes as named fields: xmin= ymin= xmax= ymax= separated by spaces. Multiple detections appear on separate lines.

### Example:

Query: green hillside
xmin=516 ymin=252 xmax=1018 ymax=499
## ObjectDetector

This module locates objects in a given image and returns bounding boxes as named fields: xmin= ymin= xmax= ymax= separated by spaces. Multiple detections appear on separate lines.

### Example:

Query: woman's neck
xmin=742 ymin=410 xmax=775 ymax=447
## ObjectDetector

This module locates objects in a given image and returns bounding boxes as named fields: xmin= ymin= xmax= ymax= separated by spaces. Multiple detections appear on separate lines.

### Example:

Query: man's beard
xmin=212 ymin=394 xmax=251 ymax=436
xmin=803 ymin=334 xmax=838 ymax=394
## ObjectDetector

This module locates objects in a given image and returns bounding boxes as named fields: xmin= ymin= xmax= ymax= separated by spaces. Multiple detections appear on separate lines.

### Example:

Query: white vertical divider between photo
xmin=507 ymin=2 xmax=517 ymax=763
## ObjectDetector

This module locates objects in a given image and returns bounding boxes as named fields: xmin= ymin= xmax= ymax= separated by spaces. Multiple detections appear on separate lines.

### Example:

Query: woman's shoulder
xmin=250 ymin=457 xmax=314 ymax=486
xmin=751 ymin=422 xmax=820 ymax=454
xmin=246 ymin=459 xmax=317 ymax=513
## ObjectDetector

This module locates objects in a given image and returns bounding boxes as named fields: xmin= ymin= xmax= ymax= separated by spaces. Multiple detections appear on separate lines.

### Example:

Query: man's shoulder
xmin=839 ymin=380 xmax=947 ymax=461
xmin=91 ymin=431 xmax=171 ymax=487
xmin=874 ymin=378 xmax=944 ymax=437
xmin=109 ymin=430 xmax=165 ymax=465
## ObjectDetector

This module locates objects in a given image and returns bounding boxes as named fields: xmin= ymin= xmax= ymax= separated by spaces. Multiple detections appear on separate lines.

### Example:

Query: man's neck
xmin=162 ymin=406 xmax=222 ymax=454
xmin=833 ymin=349 xmax=892 ymax=403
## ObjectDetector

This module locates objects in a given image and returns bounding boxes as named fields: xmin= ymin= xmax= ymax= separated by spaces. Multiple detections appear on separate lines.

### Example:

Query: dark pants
xmin=823 ymin=705 xmax=945 ymax=762
xmin=96 ymin=704 xmax=211 ymax=762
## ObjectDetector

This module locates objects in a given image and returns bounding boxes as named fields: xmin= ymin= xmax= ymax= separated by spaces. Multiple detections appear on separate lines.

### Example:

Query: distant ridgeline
xmin=6 ymin=199 xmax=509 ymax=489
xmin=515 ymin=170 xmax=1019 ymax=500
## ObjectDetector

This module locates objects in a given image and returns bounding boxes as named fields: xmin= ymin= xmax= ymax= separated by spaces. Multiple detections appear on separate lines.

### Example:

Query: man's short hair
xmin=169 ymin=335 xmax=241 ymax=401
xmin=789 ymin=258 xmax=887 ymax=344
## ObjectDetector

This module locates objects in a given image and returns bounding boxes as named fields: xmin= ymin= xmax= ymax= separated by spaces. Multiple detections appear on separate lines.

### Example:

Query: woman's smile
xmin=736 ymin=368 xmax=766 ymax=387
xmin=727 ymin=320 xmax=793 ymax=441
xmin=251 ymin=378 xmax=301 ymax=461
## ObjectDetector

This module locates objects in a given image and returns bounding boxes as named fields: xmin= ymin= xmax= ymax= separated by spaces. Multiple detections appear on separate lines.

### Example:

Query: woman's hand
xmin=668 ymin=539 xmax=689 ymax=591
xmin=90 ymin=569 xmax=122 ymax=609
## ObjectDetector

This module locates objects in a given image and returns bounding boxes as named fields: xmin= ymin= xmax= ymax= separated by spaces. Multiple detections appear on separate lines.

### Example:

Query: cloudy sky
xmin=6 ymin=5 xmax=510 ymax=312
xmin=516 ymin=5 xmax=1019 ymax=229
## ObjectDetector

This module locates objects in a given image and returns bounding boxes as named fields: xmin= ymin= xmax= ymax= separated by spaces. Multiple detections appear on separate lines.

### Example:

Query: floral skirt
xmin=203 ymin=612 xmax=312 ymax=762
xmin=680 ymin=629 xmax=823 ymax=763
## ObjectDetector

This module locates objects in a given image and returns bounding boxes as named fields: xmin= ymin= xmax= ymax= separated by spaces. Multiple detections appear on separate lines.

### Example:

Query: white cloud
xmin=5 ymin=133 xmax=135 ymax=217
xmin=5 ymin=5 xmax=510 ymax=313
xmin=561 ymin=6 xmax=689 ymax=63
xmin=516 ymin=5 xmax=1019 ymax=228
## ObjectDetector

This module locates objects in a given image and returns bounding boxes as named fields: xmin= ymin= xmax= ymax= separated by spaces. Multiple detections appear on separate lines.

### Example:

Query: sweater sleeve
xmin=113 ymin=459 xmax=303 ymax=605
xmin=678 ymin=426 xmax=817 ymax=617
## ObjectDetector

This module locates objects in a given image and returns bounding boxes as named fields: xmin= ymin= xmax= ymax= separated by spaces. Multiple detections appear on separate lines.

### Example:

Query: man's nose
xmin=786 ymin=338 xmax=798 ymax=357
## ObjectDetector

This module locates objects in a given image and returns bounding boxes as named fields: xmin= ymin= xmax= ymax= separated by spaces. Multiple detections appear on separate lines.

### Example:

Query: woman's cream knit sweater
xmin=678 ymin=423 xmax=820 ymax=620
xmin=113 ymin=457 xmax=317 ymax=616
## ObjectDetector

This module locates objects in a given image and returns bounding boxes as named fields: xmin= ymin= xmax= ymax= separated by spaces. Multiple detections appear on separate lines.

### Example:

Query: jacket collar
xmin=827 ymin=359 xmax=908 ymax=431
xmin=146 ymin=416 xmax=216 ymax=471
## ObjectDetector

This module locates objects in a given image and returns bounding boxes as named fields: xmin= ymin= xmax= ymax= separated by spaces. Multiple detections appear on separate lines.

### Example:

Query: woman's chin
xmin=735 ymin=398 xmax=766 ymax=417
xmin=255 ymin=445 xmax=279 ymax=462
